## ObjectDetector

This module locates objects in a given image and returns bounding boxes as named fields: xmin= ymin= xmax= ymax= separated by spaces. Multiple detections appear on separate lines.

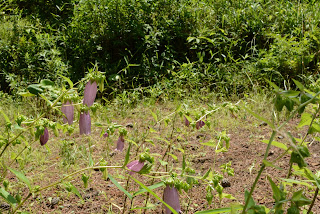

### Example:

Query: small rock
xmin=268 ymin=151 xmax=275 ymax=156
xmin=196 ymin=134 xmax=205 ymax=139
xmin=259 ymin=122 xmax=268 ymax=127
xmin=51 ymin=197 xmax=60 ymax=206
xmin=0 ymin=203 xmax=10 ymax=211
xmin=221 ymin=178 xmax=231 ymax=188
xmin=126 ymin=123 xmax=134 ymax=128
xmin=277 ymin=136 xmax=284 ymax=139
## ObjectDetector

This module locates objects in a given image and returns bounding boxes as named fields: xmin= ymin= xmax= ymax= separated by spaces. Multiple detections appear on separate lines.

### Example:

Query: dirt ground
xmin=1 ymin=105 xmax=320 ymax=214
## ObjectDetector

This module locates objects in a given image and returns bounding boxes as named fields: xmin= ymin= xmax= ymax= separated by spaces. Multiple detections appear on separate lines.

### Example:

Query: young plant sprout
xmin=126 ymin=160 xmax=145 ymax=175
xmin=79 ymin=111 xmax=91 ymax=135
xmin=61 ymin=100 xmax=74 ymax=125
xmin=163 ymin=184 xmax=181 ymax=214
xmin=184 ymin=116 xmax=190 ymax=127
xmin=40 ymin=127 xmax=49 ymax=146
xmin=196 ymin=120 xmax=205 ymax=129
xmin=115 ymin=128 xmax=127 ymax=151
xmin=83 ymin=80 xmax=97 ymax=107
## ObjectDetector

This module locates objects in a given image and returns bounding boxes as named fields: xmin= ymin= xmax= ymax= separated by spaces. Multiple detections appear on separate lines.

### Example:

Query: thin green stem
xmin=12 ymin=193 xmax=32 ymax=214
xmin=242 ymin=130 xmax=276 ymax=213
xmin=307 ymin=187 xmax=319 ymax=214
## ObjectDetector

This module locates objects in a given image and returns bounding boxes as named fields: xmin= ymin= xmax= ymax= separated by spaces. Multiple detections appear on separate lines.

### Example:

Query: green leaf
xmin=129 ymin=176 xmax=178 ymax=214
xmin=67 ymin=183 xmax=84 ymax=203
xmin=0 ymin=187 xmax=17 ymax=205
xmin=8 ymin=168 xmax=31 ymax=190
xmin=39 ymin=94 xmax=53 ymax=106
xmin=263 ymin=160 xmax=282 ymax=170
xmin=150 ymin=110 xmax=157 ymax=122
xmin=108 ymin=174 xmax=132 ymax=200
xmin=18 ymin=92 xmax=35 ymax=97
xmin=133 ymin=182 xmax=165 ymax=196
xmin=202 ymin=168 xmax=211 ymax=180
xmin=123 ymin=143 xmax=131 ymax=167
xmin=58 ymin=74 xmax=74 ymax=88
xmin=298 ymin=113 xmax=312 ymax=128
xmin=291 ymin=190 xmax=312 ymax=207
xmin=195 ymin=205 xmax=243 ymax=214
xmin=281 ymin=179 xmax=313 ymax=189
xmin=40 ymin=79 xmax=54 ymax=86
xmin=168 ymin=153 xmax=178 ymax=161
xmin=243 ymin=106 xmax=275 ymax=129
xmin=0 ymin=109 xmax=10 ymax=123
xmin=267 ymin=177 xmax=282 ymax=202
xmin=265 ymin=79 xmax=280 ymax=91
xmin=201 ymin=140 xmax=216 ymax=147
xmin=261 ymin=140 xmax=288 ymax=150
xmin=293 ymin=79 xmax=304 ymax=91
xmin=27 ymin=84 xmax=43 ymax=95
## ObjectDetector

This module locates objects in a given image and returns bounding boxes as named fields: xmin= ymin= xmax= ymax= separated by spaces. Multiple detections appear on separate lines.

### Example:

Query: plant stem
xmin=242 ymin=130 xmax=276 ymax=213
xmin=307 ymin=187 xmax=319 ymax=214
xmin=12 ymin=193 xmax=32 ymax=214
xmin=122 ymin=176 xmax=131 ymax=214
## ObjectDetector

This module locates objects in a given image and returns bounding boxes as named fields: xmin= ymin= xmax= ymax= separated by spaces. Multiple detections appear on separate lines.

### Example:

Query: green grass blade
xmin=108 ymin=174 xmax=132 ymax=200
xmin=133 ymin=182 xmax=165 ymax=197
xmin=195 ymin=205 xmax=243 ymax=213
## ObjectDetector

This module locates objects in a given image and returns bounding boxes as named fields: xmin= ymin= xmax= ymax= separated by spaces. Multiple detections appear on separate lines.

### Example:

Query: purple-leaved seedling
xmin=126 ymin=160 xmax=145 ymax=175
xmin=83 ymin=80 xmax=97 ymax=107
xmin=115 ymin=128 xmax=127 ymax=151
xmin=196 ymin=120 xmax=205 ymax=129
xmin=163 ymin=184 xmax=181 ymax=214
xmin=61 ymin=100 xmax=74 ymax=125
xmin=40 ymin=127 xmax=49 ymax=146
xmin=79 ymin=111 xmax=91 ymax=135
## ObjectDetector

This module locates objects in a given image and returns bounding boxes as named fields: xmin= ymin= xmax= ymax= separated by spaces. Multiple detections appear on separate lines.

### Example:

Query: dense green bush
xmin=1 ymin=0 xmax=320 ymax=96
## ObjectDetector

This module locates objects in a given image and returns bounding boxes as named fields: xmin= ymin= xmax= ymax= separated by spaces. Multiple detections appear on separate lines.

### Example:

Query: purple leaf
xmin=40 ymin=127 xmax=49 ymax=146
xmin=196 ymin=120 xmax=205 ymax=129
xmin=116 ymin=135 xmax=125 ymax=151
xmin=126 ymin=160 xmax=144 ymax=175
xmin=163 ymin=185 xmax=181 ymax=214
xmin=83 ymin=80 xmax=97 ymax=107
xmin=61 ymin=100 xmax=74 ymax=125
xmin=184 ymin=116 xmax=190 ymax=127
xmin=79 ymin=112 xmax=91 ymax=135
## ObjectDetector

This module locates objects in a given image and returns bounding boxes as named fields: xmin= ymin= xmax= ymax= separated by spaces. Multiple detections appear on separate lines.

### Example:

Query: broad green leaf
xmin=130 ymin=176 xmax=178 ymax=214
xmin=242 ymin=106 xmax=275 ymax=129
xmin=293 ymin=79 xmax=304 ymax=91
xmin=8 ymin=168 xmax=31 ymax=190
xmin=267 ymin=177 xmax=282 ymax=202
xmin=195 ymin=205 xmax=243 ymax=214
xmin=58 ymin=74 xmax=74 ymax=88
xmin=298 ymin=113 xmax=312 ymax=128
xmin=0 ymin=187 xmax=17 ymax=205
xmin=133 ymin=182 xmax=165 ymax=196
xmin=265 ymin=79 xmax=280 ymax=91
xmin=108 ymin=174 xmax=132 ymax=200
xmin=40 ymin=79 xmax=54 ymax=86
xmin=281 ymin=90 xmax=300 ymax=98
xmin=291 ymin=190 xmax=312 ymax=207
xmin=184 ymin=115 xmax=193 ymax=122
xmin=261 ymin=140 xmax=288 ymax=150
xmin=27 ymin=84 xmax=43 ymax=95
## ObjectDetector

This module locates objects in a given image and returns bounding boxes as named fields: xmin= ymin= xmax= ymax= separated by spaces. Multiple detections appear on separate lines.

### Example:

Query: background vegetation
xmin=1 ymin=0 xmax=320 ymax=97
